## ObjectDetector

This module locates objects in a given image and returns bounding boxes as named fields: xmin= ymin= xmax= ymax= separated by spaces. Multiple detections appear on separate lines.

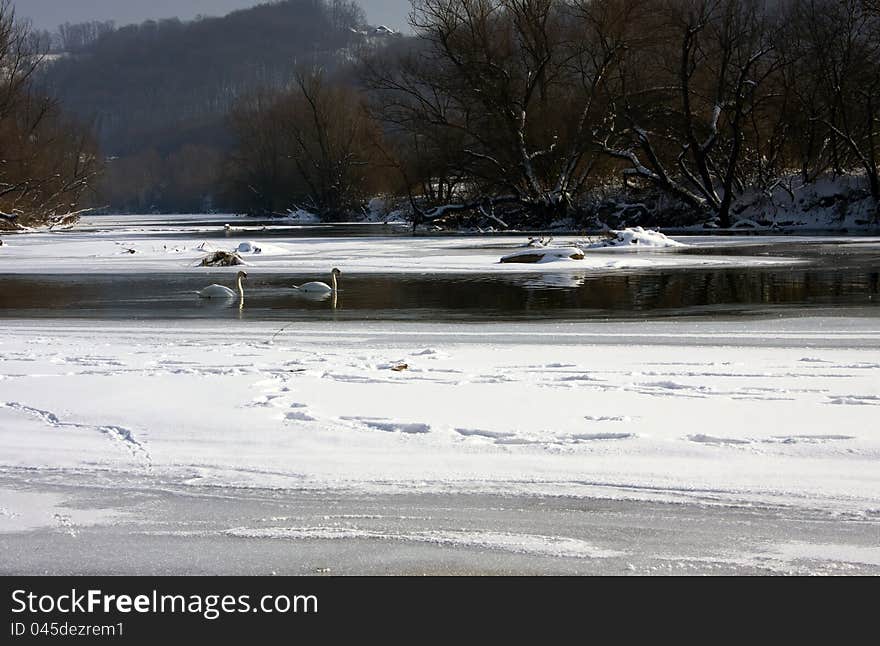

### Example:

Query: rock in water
xmin=199 ymin=250 xmax=246 ymax=267
xmin=500 ymin=247 xmax=585 ymax=263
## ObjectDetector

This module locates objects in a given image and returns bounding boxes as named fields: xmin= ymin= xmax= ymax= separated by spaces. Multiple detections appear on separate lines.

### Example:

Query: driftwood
xmin=199 ymin=250 xmax=246 ymax=267
xmin=500 ymin=248 xmax=585 ymax=264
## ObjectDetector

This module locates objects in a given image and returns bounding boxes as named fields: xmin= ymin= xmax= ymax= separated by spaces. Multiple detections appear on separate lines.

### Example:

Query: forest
xmin=0 ymin=0 xmax=99 ymax=230
xmin=2 ymin=0 xmax=879 ymax=229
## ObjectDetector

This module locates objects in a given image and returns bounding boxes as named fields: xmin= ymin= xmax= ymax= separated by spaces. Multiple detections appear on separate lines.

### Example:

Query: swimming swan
xmin=293 ymin=268 xmax=340 ymax=294
xmin=197 ymin=270 xmax=247 ymax=308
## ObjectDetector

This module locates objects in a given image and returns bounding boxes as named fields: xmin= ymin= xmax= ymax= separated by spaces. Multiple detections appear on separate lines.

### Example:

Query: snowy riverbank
xmin=1 ymin=317 xmax=879 ymax=574
xmin=2 ymin=318 xmax=878 ymax=513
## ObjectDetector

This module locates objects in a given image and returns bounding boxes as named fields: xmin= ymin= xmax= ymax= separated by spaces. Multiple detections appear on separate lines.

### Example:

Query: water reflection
xmin=1 ymin=260 xmax=877 ymax=321
xmin=520 ymin=272 xmax=589 ymax=289
xmin=288 ymin=289 xmax=333 ymax=303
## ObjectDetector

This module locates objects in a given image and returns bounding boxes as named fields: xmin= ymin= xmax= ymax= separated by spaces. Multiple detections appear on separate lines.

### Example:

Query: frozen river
xmin=0 ymin=214 xmax=878 ymax=574
xmin=1 ymin=216 xmax=878 ymax=321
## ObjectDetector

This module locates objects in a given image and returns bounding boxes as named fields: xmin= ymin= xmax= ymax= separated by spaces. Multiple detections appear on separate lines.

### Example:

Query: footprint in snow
xmin=285 ymin=410 xmax=316 ymax=422
xmin=826 ymin=395 xmax=880 ymax=406
xmin=322 ymin=373 xmax=393 ymax=384
xmin=633 ymin=381 xmax=713 ymax=398
xmin=411 ymin=348 xmax=448 ymax=359
xmin=250 ymin=394 xmax=287 ymax=408
xmin=689 ymin=433 xmax=856 ymax=446
xmin=471 ymin=374 xmax=513 ymax=384
xmin=570 ymin=432 xmax=635 ymax=441
xmin=455 ymin=428 xmax=516 ymax=440
xmin=1 ymin=401 xmax=151 ymax=464
xmin=767 ymin=434 xmax=855 ymax=444
xmin=284 ymin=403 xmax=316 ymax=422
xmin=584 ymin=415 xmax=632 ymax=423
xmin=342 ymin=416 xmax=431 ymax=434
xmin=687 ymin=434 xmax=751 ymax=446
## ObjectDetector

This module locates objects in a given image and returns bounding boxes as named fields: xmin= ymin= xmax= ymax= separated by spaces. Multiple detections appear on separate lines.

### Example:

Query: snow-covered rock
xmin=500 ymin=247 xmax=585 ymax=263
xmin=233 ymin=241 xmax=288 ymax=256
xmin=583 ymin=227 xmax=685 ymax=249
xmin=236 ymin=241 xmax=263 ymax=254
xmin=198 ymin=250 xmax=246 ymax=267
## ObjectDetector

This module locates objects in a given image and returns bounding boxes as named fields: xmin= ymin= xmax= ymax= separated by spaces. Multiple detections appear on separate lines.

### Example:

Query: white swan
xmin=293 ymin=268 xmax=340 ymax=294
xmin=197 ymin=270 xmax=247 ymax=308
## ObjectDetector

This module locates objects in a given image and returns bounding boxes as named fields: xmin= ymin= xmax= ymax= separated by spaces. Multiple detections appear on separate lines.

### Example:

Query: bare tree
xmin=226 ymin=91 xmax=291 ymax=214
xmin=595 ymin=0 xmax=782 ymax=226
xmin=0 ymin=0 xmax=100 ymax=230
xmin=781 ymin=0 xmax=879 ymax=217
xmin=56 ymin=20 xmax=115 ymax=53
xmin=226 ymin=68 xmax=381 ymax=218
xmin=285 ymin=68 xmax=381 ymax=218
xmin=361 ymin=0 xmax=630 ymax=227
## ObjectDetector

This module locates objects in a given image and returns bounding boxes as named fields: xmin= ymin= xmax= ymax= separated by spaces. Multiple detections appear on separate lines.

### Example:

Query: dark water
xmin=1 ymin=241 xmax=877 ymax=321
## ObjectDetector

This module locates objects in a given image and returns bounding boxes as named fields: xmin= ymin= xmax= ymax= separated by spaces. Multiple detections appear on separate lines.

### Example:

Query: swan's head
xmin=237 ymin=271 xmax=248 ymax=280
xmin=331 ymin=268 xmax=342 ymax=277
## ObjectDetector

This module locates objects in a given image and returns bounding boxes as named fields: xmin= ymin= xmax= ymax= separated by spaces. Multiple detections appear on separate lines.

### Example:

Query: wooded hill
xmin=24 ymin=0 xmax=880 ymax=229
xmin=38 ymin=0 xmax=371 ymax=213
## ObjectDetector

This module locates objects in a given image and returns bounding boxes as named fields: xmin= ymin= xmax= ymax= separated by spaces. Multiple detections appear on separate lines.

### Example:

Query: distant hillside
xmin=41 ymin=0 xmax=368 ymax=156
xmin=33 ymin=0 xmax=385 ymax=212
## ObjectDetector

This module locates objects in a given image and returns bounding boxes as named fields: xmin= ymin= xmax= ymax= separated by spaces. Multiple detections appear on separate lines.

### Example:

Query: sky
xmin=12 ymin=0 xmax=412 ymax=32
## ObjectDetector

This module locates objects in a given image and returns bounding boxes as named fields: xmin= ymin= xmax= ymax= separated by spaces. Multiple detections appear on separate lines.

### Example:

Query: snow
xmin=761 ymin=542 xmax=880 ymax=567
xmin=2 ymin=213 xmax=878 ymax=573
xmin=500 ymin=247 xmax=585 ymax=263
xmin=1 ymin=317 xmax=878 ymax=514
xmin=226 ymin=526 xmax=624 ymax=559
xmin=582 ymin=227 xmax=687 ymax=249
xmin=236 ymin=241 xmax=261 ymax=253
xmin=0 ymin=214 xmax=805 ymax=275
xmin=0 ymin=489 xmax=114 ymax=535
xmin=671 ymin=173 xmax=880 ymax=231
xmin=234 ymin=240 xmax=287 ymax=255
xmin=287 ymin=209 xmax=320 ymax=224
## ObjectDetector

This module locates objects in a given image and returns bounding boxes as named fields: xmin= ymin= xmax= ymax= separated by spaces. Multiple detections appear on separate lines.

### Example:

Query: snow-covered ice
xmin=0 ymin=213 xmax=806 ymax=275
xmin=0 ymin=489 xmax=115 ymax=535
xmin=1 ymin=318 xmax=878 ymax=514
xmin=1 ymin=213 xmax=878 ymax=574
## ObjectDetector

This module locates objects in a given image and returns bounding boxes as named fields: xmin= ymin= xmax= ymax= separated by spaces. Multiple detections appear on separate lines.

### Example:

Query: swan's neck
xmin=237 ymin=275 xmax=245 ymax=308
xmin=331 ymin=272 xmax=337 ymax=292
